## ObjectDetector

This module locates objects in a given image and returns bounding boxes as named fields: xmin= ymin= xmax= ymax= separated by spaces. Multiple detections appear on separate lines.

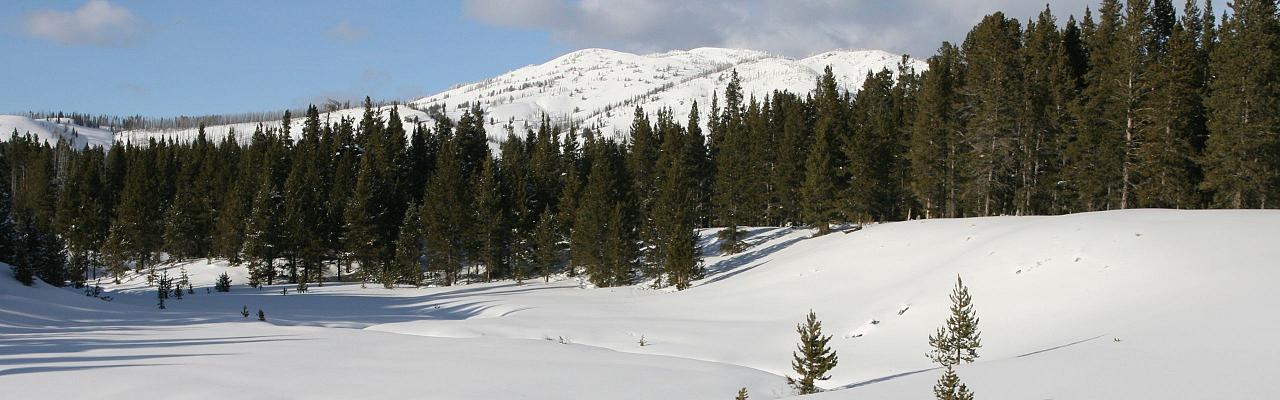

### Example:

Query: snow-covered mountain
xmin=412 ymin=47 xmax=923 ymax=138
xmin=0 ymin=115 xmax=115 ymax=148
xmin=31 ymin=47 xmax=918 ymax=146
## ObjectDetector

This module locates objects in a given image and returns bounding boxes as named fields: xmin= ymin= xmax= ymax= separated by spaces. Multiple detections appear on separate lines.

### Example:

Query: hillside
xmin=98 ymin=47 xmax=918 ymax=145
xmin=411 ymin=47 xmax=922 ymax=138
xmin=4 ymin=210 xmax=1277 ymax=399
xmin=0 ymin=115 xmax=115 ymax=148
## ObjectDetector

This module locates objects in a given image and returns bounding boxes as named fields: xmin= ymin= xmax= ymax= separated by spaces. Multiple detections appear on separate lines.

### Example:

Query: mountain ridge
xmin=3 ymin=47 xmax=923 ymax=146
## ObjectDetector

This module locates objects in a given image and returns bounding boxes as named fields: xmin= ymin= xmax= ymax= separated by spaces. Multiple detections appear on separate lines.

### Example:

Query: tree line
xmin=4 ymin=0 xmax=1278 ymax=291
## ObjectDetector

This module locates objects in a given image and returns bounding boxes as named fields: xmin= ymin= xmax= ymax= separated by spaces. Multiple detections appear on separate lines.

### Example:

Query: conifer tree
xmin=845 ymin=69 xmax=901 ymax=221
xmin=1202 ymin=0 xmax=1280 ymax=208
xmin=475 ymin=152 xmax=509 ymax=281
xmin=1137 ymin=0 xmax=1205 ymax=208
xmin=711 ymin=71 xmax=748 ymax=252
xmin=213 ymin=180 xmax=248 ymax=265
xmin=912 ymin=43 xmax=964 ymax=218
xmin=786 ymin=310 xmax=838 ymax=395
xmin=803 ymin=67 xmax=844 ymax=234
xmin=961 ymin=12 xmax=1024 ymax=216
xmin=392 ymin=203 xmax=423 ymax=287
xmin=215 ymin=271 xmax=232 ymax=292
xmin=653 ymin=107 xmax=702 ymax=289
xmin=929 ymin=276 xmax=982 ymax=400
xmin=532 ymin=210 xmax=559 ymax=282
xmin=735 ymin=387 xmax=749 ymax=400
xmin=421 ymin=135 xmax=472 ymax=286
xmin=243 ymin=173 xmax=283 ymax=286
xmin=571 ymin=139 xmax=611 ymax=283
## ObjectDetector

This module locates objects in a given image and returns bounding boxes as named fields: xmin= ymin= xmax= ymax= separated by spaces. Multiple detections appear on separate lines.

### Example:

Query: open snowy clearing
xmin=3 ymin=209 xmax=1278 ymax=399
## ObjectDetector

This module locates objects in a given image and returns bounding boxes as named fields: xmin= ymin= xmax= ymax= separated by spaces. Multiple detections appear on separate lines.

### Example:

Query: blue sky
xmin=2 ymin=0 xmax=1106 ymax=117
xmin=2 ymin=1 xmax=566 ymax=116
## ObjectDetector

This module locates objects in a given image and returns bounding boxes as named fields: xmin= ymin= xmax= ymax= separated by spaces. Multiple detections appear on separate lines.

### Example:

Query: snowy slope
xmin=7 ymin=210 xmax=1276 ymax=399
xmin=412 ymin=47 xmax=923 ymax=138
xmin=0 ymin=115 xmax=115 ymax=148
xmin=117 ymin=47 xmax=922 ymax=145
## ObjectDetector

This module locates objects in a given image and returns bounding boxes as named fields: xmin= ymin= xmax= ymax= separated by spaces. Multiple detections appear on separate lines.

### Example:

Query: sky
xmin=1 ymin=0 xmax=1107 ymax=117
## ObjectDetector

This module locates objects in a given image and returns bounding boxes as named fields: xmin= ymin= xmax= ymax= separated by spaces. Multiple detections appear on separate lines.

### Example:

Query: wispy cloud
xmin=326 ymin=20 xmax=369 ymax=43
xmin=463 ymin=0 xmax=1098 ymax=57
xmin=23 ymin=0 xmax=140 ymax=47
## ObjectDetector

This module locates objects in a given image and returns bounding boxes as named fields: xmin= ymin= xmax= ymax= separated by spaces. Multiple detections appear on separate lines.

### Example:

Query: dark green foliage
xmin=933 ymin=367 xmax=974 ymax=400
xmin=786 ymin=310 xmax=838 ymax=395
xmin=1202 ymin=0 xmax=1280 ymax=208
xmin=803 ymin=67 xmax=844 ymax=234
xmin=215 ymin=271 xmax=232 ymax=292
xmin=474 ymin=151 xmax=509 ymax=281
xmin=735 ymin=387 xmax=749 ymax=400
xmin=421 ymin=132 xmax=473 ymax=286
xmin=392 ymin=203 xmax=423 ymax=287
xmin=911 ymin=43 xmax=964 ymax=218
xmin=244 ymin=173 xmax=283 ymax=287
xmin=961 ymin=12 xmax=1024 ymax=216
xmin=929 ymin=276 xmax=981 ymax=400
xmin=711 ymin=71 xmax=750 ymax=251
xmin=532 ymin=210 xmax=559 ymax=282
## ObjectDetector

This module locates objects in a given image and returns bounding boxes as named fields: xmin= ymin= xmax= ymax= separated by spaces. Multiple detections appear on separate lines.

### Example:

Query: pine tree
xmin=215 ymin=271 xmax=232 ymax=292
xmin=961 ymin=12 xmax=1024 ymax=216
xmin=912 ymin=43 xmax=964 ymax=218
xmin=392 ymin=203 xmax=423 ymax=287
xmin=474 ymin=152 xmax=508 ymax=281
xmin=653 ymin=107 xmax=702 ymax=289
xmin=1202 ymin=0 xmax=1280 ymax=208
xmin=243 ymin=173 xmax=283 ymax=286
xmin=1136 ymin=0 xmax=1205 ymax=208
xmin=929 ymin=276 xmax=982 ymax=400
xmin=711 ymin=71 xmax=748 ymax=252
xmin=929 ymin=276 xmax=982 ymax=366
xmin=845 ymin=69 xmax=901 ymax=221
xmin=786 ymin=310 xmax=838 ymax=395
xmin=734 ymin=387 xmax=749 ymax=400
xmin=532 ymin=210 xmax=559 ymax=282
xmin=283 ymin=105 xmax=327 ymax=285
xmin=421 ymin=135 xmax=472 ymax=286
xmin=571 ymin=138 xmax=611 ymax=284
xmin=213 ymin=180 xmax=248 ymax=265
xmin=803 ymin=67 xmax=844 ymax=235
xmin=933 ymin=367 xmax=975 ymax=400
xmin=768 ymin=95 xmax=810 ymax=225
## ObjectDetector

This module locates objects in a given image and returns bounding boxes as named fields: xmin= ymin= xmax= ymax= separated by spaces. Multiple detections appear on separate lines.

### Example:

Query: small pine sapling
xmin=241 ymin=306 xmax=250 ymax=318
xmin=257 ymin=309 xmax=265 ymax=321
xmin=735 ymin=387 xmax=749 ymax=400
xmin=786 ymin=310 xmax=838 ymax=395
xmin=215 ymin=271 xmax=232 ymax=292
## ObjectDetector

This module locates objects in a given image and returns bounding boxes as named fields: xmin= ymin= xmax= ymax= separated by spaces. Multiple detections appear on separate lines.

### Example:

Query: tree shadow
xmin=0 ymin=363 xmax=173 ymax=377
xmin=836 ymin=366 xmax=939 ymax=389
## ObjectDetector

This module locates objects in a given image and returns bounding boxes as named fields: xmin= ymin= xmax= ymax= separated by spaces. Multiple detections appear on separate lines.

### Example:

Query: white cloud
xmin=23 ymin=0 xmax=140 ymax=47
xmin=326 ymin=21 xmax=369 ymax=43
xmin=464 ymin=0 xmax=1100 ymax=57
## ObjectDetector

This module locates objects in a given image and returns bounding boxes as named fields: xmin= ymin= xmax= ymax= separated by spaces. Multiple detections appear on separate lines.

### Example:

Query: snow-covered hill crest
xmin=100 ymin=47 xmax=920 ymax=145
xmin=412 ymin=47 xmax=923 ymax=138
xmin=0 ymin=115 xmax=115 ymax=148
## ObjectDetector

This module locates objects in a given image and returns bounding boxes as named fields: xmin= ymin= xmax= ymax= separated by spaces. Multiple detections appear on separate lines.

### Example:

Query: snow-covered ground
xmin=3 ymin=210 xmax=1278 ymax=399
xmin=0 ymin=115 xmax=115 ymax=148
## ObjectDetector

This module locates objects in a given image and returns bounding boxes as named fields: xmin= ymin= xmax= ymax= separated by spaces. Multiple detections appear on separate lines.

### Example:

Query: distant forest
xmin=3 ymin=0 xmax=1277 ymax=291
